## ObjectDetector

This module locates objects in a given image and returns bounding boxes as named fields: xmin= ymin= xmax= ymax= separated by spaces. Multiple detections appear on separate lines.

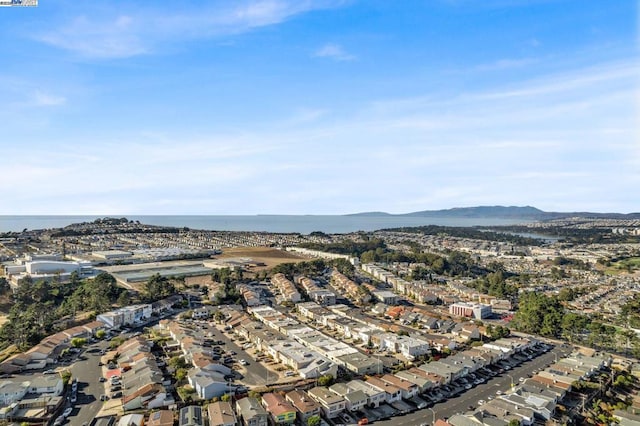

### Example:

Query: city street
xmin=374 ymin=345 xmax=570 ymax=425
xmin=64 ymin=339 xmax=111 ymax=425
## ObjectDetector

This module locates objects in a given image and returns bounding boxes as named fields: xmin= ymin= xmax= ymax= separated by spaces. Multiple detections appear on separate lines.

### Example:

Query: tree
xmin=508 ymin=420 xmax=520 ymax=426
xmin=117 ymin=291 xmax=131 ymax=307
xmin=318 ymin=374 xmax=334 ymax=387
xmin=168 ymin=356 xmax=189 ymax=370
xmin=96 ymin=329 xmax=106 ymax=339
xmin=143 ymin=274 xmax=176 ymax=302
xmin=71 ymin=337 xmax=87 ymax=348
xmin=175 ymin=368 xmax=188 ymax=381
xmin=220 ymin=393 xmax=232 ymax=402
xmin=61 ymin=370 xmax=72 ymax=386
xmin=0 ymin=277 xmax=10 ymax=294
xmin=214 ymin=311 xmax=225 ymax=324
xmin=307 ymin=415 xmax=321 ymax=426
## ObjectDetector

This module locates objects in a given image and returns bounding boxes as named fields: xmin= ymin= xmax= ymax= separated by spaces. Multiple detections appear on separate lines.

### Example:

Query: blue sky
xmin=0 ymin=0 xmax=637 ymax=215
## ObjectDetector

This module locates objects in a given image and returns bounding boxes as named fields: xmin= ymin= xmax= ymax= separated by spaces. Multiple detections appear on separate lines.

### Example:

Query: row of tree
xmin=512 ymin=292 xmax=640 ymax=357
xmin=0 ymin=272 xmax=126 ymax=350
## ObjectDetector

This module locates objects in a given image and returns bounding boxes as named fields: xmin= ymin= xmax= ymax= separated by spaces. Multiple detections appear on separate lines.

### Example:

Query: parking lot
xmin=365 ymin=342 xmax=568 ymax=425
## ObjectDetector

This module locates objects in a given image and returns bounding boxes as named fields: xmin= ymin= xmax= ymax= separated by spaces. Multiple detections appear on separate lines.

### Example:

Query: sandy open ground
xmin=184 ymin=247 xmax=313 ymax=286
xmin=215 ymin=246 xmax=310 ymax=269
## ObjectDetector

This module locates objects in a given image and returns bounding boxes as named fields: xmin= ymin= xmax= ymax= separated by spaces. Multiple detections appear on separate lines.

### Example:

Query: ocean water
xmin=0 ymin=215 xmax=529 ymax=234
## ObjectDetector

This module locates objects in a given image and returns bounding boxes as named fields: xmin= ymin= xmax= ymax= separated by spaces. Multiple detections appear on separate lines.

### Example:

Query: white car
xmin=239 ymin=359 xmax=248 ymax=366
xmin=62 ymin=407 xmax=73 ymax=417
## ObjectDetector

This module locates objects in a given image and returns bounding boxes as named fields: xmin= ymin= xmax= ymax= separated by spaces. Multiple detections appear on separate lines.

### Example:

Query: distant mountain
xmin=344 ymin=211 xmax=392 ymax=217
xmin=347 ymin=206 xmax=640 ymax=220
xmin=404 ymin=205 xmax=544 ymax=218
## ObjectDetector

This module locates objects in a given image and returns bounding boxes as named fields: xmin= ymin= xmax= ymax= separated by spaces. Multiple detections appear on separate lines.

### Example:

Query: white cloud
xmin=32 ymin=90 xmax=67 ymax=106
xmin=36 ymin=1 xmax=347 ymax=59
xmin=1 ymin=56 xmax=637 ymax=215
xmin=474 ymin=57 xmax=538 ymax=71
xmin=38 ymin=15 xmax=148 ymax=59
xmin=313 ymin=43 xmax=356 ymax=61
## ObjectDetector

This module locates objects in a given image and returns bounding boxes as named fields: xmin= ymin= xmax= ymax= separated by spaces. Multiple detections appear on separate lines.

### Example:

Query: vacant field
xmin=185 ymin=247 xmax=311 ymax=286
xmin=216 ymin=246 xmax=311 ymax=270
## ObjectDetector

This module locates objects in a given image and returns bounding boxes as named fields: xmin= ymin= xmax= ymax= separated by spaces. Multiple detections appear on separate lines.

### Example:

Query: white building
xmin=449 ymin=302 xmax=492 ymax=319
xmin=97 ymin=304 xmax=152 ymax=329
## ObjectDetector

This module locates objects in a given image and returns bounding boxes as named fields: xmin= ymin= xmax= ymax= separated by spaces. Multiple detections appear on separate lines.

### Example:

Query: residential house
xmin=236 ymin=397 xmax=269 ymax=426
xmin=188 ymin=368 xmax=232 ymax=400
xmin=208 ymin=401 xmax=237 ymax=426
xmin=285 ymin=390 xmax=321 ymax=424
xmin=262 ymin=393 xmax=296 ymax=425
xmin=329 ymin=383 xmax=367 ymax=412
xmin=307 ymin=386 xmax=346 ymax=419
xmin=180 ymin=406 xmax=204 ymax=426
xmin=346 ymin=380 xmax=385 ymax=408
xmin=119 ymin=414 xmax=145 ymax=426
xmin=364 ymin=377 xmax=401 ymax=404
xmin=394 ymin=371 xmax=433 ymax=393
xmin=380 ymin=374 xmax=418 ymax=400
xmin=147 ymin=410 xmax=175 ymax=426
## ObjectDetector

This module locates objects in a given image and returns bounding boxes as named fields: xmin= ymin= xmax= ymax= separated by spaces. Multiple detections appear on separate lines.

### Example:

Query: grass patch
xmin=610 ymin=257 xmax=640 ymax=273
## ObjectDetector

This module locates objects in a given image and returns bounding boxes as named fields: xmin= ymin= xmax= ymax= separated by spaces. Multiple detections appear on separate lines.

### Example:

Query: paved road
xmin=374 ymin=345 xmax=570 ymax=426
xmin=66 ymin=339 xmax=112 ymax=425
xmin=201 ymin=323 xmax=274 ymax=386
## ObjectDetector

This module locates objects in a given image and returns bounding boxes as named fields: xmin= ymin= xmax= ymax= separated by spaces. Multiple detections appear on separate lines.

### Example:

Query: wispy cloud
xmin=36 ymin=1 xmax=347 ymax=59
xmin=32 ymin=90 xmax=67 ymax=107
xmin=38 ymin=15 xmax=147 ymax=59
xmin=475 ymin=57 xmax=538 ymax=71
xmin=313 ymin=43 xmax=356 ymax=61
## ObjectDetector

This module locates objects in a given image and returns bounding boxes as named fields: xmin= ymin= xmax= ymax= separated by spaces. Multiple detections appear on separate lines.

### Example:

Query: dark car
xmin=111 ymin=391 xmax=122 ymax=398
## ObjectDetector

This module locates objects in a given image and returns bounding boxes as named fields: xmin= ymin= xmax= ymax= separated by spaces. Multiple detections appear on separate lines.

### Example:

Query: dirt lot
xmin=184 ymin=247 xmax=313 ymax=286
xmin=215 ymin=246 xmax=311 ymax=270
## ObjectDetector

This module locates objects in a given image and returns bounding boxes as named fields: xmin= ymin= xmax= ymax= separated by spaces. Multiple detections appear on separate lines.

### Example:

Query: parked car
xmin=44 ymin=369 xmax=56 ymax=375
xmin=62 ymin=407 xmax=72 ymax=417
xmin=111 ymin=391 xmax=122 ymax=398
xmin=99 ymin=377 xmax=106 ymax=382
xmin=239 ymin=359 xmax=248 ymax=366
